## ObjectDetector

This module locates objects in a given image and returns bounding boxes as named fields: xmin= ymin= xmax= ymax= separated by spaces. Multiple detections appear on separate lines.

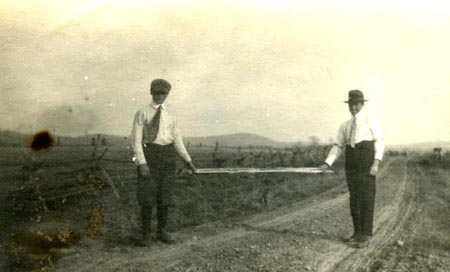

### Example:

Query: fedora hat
xmin=344 ymin=90 xmax=368 ymax=104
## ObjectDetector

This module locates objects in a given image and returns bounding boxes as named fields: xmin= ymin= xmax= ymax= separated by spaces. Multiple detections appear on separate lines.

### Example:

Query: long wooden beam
xmin=195 ymin=167 xmax=333 ymax=174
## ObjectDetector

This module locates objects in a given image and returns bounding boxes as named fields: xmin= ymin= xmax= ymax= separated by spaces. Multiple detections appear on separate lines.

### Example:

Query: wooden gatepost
xmin=434 ymin=147 xmax=442 ymax=161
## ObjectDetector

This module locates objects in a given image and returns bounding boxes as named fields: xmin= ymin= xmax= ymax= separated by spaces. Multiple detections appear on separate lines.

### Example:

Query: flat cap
xmin=150 ymin=79 xmax=171 ymax=94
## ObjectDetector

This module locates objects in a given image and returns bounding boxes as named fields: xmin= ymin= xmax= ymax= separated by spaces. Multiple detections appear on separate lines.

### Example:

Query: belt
xmin=143 ymin=143 xmax=174 ymax=149
xmin=346 ymin=140 xmax=375 ymax=148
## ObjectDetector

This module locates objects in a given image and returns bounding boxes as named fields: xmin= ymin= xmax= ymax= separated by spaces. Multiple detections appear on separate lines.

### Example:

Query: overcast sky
xmin=1 ymin=0 xmax=449 ymax=145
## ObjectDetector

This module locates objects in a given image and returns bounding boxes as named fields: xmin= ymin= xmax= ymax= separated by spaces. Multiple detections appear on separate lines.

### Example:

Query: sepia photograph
xmin=1 ymin=0 xmax=449 ymax=271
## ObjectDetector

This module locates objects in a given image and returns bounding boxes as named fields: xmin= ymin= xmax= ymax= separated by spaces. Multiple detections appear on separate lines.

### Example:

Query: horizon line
xmin=1 ymin=128 xmax=449 ymax=147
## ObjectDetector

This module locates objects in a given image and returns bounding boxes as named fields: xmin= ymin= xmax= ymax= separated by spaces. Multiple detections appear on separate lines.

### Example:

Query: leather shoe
xmin=353 ymin=235 xmax=370 ymax=248
xmin=345 ymin=233 xmax=361 ymax=243
xmin=135 ymin=232 xmax=152 ymax=247
xmin=156 ymin=230 xmax=175 ymax=244
xmin=136 ymin=238 xmax=152 ymax=247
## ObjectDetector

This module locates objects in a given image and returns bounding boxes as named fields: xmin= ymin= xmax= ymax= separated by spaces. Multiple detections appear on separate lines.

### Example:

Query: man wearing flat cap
xmin=130 ymin=78 xmax=197 ymax=246
xmin=320 ymin=90 xmax=384 ymax=248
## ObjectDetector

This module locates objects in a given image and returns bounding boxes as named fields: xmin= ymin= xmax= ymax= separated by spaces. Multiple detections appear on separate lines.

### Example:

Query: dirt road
xmin=52 ymin=156 xmax=425 ymax=272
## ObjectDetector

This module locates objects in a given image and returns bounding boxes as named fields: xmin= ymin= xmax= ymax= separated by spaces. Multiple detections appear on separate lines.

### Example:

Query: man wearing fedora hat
xmin=320 ymin=90 xmax=384 ymax=248
xmin=130 ymin=78 xmax=197 ymax=246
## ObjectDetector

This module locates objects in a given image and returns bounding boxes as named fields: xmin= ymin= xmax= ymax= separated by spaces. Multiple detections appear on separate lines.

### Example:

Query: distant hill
xmin=0 ymin=130 xmax=30 ymax=146
xmin=389 ymin=141 xmax=450 ymax=151
xmin=184 ymin=133 xmax=293 ymax=148
xmin=0 ymin=130 xmax=300 ymax=148
xmin=61 ymin=134 xmax=130 ymax=147
xmin=4 ymin=129 xmax=449 ymax=153
xmin=71 ymin=133 xmax=296 ymax=148
xmin=0 ymin=130 xmax=130 ymax=147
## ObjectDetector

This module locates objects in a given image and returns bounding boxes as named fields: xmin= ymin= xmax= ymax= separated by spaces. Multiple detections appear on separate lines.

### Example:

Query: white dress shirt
xmin=130 ymin=101 xmax=192 ymax=165
xmin=325 ymin=108 xmax=384 ymax=166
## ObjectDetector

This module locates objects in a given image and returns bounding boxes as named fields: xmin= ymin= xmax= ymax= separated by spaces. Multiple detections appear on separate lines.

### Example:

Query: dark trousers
xmin=137 ymin=143 xmax=176 ymax=234
xmin=345 ymin=141 xmax=376 ymax=236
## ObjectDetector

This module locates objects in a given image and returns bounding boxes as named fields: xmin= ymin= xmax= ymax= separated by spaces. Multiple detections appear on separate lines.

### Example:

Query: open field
xmin=1 ymin=144 xmax=449 ymax=272
xmin=0 ymin=143 xmax=339 ymax=271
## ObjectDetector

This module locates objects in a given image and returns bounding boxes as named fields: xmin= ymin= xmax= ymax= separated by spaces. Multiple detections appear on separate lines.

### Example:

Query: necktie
xmin=349 ymin=117 xmax=357 ymax=148
xmin=148 ymin=106 xmax=162 ymax=142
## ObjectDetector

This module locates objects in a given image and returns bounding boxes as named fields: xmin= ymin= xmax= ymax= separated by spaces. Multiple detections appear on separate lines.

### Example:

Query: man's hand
xmin=138 ymin=164 xmax=150 ymax=177
xmin=369 ymin=160 xmax=380 ymax=176
xmin=319 ymin=163 xmax=330 ymax=173
xmin=186 ymin=161 xmax=197 ymax=173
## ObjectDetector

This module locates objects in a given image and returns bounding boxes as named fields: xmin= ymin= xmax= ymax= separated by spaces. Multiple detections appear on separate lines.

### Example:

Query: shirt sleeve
xmin=325 ymin=122 xmax=346 ymax=166
xmin=369 ymin=115 xmax=384 ymax=161
xmin=172 ymin=115 xmax=192 ymax=163
xmin=130 ymin=110 xmax=147 ymax=165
